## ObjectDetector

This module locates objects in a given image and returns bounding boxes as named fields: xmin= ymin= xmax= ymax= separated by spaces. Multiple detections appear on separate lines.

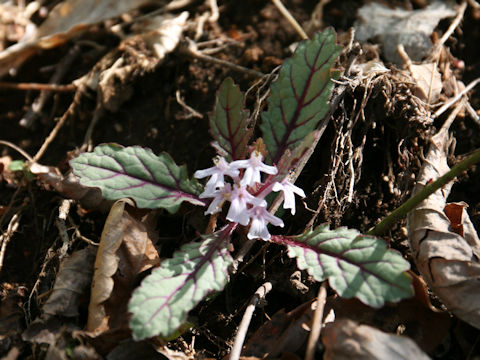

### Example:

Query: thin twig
xmin=80 ymin=107 xmax=105 ymax=152
xmin=32 ymin=98 xmax=76 ymax=163
xmin=181 ymin=38 xmax=266 ymax=78
xmin=20 ymin=44 xmax=81 ymax=128
xmin=436 ymin=1 xmax=467 ymax=49
xmin=0 ymin=212 xmax=22 ymax=275
xmin=0 ymin=140 xmax=34 ymax=162
xmin=433 ymin=77 xmax=480 ymax=118
xmin=55 ymin=199 xmax=74 ymax=260
xmin=176 ymin=90 xmax=203 ymax=119
xmin=229 ymin=282 xmax=273 ymax=360
xmin=305 ymin=283 xmax=327 ymax=360
xmin=271 ymin=0 xmax=309 ymax=40
xmin=0 ymin=82 xmax=75 ymax=92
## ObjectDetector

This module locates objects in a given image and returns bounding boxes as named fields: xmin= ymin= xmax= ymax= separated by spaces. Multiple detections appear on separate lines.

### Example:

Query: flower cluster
xmin=194 ymin=151 xmax=305 ymax=240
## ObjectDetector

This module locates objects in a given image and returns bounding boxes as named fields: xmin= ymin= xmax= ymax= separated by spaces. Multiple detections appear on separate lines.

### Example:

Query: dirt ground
xmin=0 ymin=0 xmax=480 ymax=359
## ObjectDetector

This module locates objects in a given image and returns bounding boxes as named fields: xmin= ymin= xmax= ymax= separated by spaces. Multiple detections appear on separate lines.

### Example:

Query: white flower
xmin=202 ymin=184 xmax=231 ymax=215
xmin=194 ymin=156 xmax=239 ymax=196
xmin=247 ymin=205 xmax=284 ymax=240
xmin=230 ymin=151 xmax=277 ymax=187
xmin=226 ymin=185 xmax=266 ymax=226
xmin=272 ymin=179 xmax=306 ymax=215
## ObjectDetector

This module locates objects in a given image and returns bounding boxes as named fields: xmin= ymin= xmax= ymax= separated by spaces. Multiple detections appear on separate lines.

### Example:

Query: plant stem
xmin=368 ymin=147 xmax=480 ymax=236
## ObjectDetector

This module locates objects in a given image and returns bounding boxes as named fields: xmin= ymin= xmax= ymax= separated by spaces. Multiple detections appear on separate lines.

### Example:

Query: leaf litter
xmin=0 ymin=0 xmax=480 ymax=359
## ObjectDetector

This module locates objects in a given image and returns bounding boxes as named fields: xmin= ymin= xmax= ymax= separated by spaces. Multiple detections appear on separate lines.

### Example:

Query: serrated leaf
xmin=210 ymin=77 xmax=252 ymax=161
xmin=275 ymin=224 xmax=412 ymax=307
xmin=70 ymin=144 xmax=204 ymax=212
xmin=128 ymin=228 xmax=234 ymax=339
xmin=260 ymin=29 xmax=342 ymax=164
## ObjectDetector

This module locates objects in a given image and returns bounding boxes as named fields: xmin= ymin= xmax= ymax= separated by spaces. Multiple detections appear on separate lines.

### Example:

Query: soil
xmin=0 ymin=0 xmax=480 ymax=359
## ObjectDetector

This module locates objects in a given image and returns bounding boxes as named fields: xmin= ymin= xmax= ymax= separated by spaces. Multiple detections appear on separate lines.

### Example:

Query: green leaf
xmin=70 ymin=144 xmax=204 ymax=212
xmin=210 ymin=77 xmax=252 ymax=161
xmin=275 ymin=130 xmax=319 ymax=178
xmin=273 ymin=225 xmax=413 ymax=307
xmin=129 ymin=228 xmax=234 ymax=339
xmin=260 ymin=29 xmax=342 ymax=164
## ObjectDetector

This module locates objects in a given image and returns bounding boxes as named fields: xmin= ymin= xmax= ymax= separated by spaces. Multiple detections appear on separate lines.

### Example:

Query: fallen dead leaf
xmin=322 ymin=319 xmax=431 ymax=360
xmin=325 ymin=294 xmax=450 ymax=353
xmin=132 ymin=12 xmax=189 ymax=60
xmin=0 ymin=0 xmax=166 ymax=77
xmin=42 ymin=246 xmax=96 ymax=317
xmin=87 ymin=200 xmax=129 ymax=333
xmin=409 ymin=63 xmax=442 ymax=103
xmin=355 ymin=2 xmax=456 ymax=65
xmin=408 ymin=129 xmax=480 ymax=329
xmin=87 ymin=199 xmax=160 ymax=335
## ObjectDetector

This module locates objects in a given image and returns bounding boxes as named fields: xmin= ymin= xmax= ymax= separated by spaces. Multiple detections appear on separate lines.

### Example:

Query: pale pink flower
xmin=201 ymin=184 xmax=231 ymax=215
xmin=230 ymin=151 xmax=277 ymax=187
xmin=226 ymin=185 xmax=266 ymax=226
xmin=247 ymin=205 xmax=284 ymax=240
xmin=194 ymin=156 xmax=239 ymax=196
xmin=272 ymin=179 xmax=306 ymax=215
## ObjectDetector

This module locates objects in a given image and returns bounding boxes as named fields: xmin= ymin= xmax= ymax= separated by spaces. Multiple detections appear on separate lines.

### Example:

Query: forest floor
xmin=0 ymin=0 xmax=480 ymax=359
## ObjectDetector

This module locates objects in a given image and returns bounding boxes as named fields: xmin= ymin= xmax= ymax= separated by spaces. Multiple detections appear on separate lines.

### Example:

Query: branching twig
xmin=433 ymin=77 xmax=480 ymax=119
xmin=181 ymin=38 xmax=265 ymax=79
xmin=229 ymin=282 xmax=273 ymax=360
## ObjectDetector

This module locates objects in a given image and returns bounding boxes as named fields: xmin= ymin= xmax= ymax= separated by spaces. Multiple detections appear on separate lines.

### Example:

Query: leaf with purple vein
xmin=210 ymin=77 xmax=252 ymax=161
xmin=260 ymin=29 xmax=342 ymax=164
xmin=271 ymin=224 xmax=413 ymax=307
xmin=70 ymin=144 xmax=204 ymax=212
xmin=128 ymin=226 xmax=234 ymax=339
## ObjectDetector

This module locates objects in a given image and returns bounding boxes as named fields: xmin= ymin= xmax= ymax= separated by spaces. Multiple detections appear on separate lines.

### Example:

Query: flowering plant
xmin=195 ymin=150 xmax=305 ymax=240
xmin=70 ymin=29 xmax=413 ymax=340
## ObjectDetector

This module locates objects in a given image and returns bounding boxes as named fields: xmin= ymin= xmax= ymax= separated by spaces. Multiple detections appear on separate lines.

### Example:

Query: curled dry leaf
xmin=132 ymin=12 xmax=189 ymax=60
xmin=0 ymin=0 xmax=164 ymax=77
xmin=87 ymin=199 xmax=160 ymax=335
xmin=322 ymin=319 xmax=431 ymax=360
xmin=408 ymin=129 xmax=480 ymax=329
xmin=43 ymin=246 xmax=97 ymax=317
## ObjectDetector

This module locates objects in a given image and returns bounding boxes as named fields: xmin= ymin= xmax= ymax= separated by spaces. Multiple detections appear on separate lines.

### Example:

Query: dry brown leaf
xmin=132 ymin=12 xmax=189 ymax=60
xmin=409 ymin=63 xmax=442 ymax=102
xmin=43 ymin=246 xmax=96 ymax=317
xmin=0 ymin=0 xmax=164 ymax=77
xmin=87 ymin=200 xmax=130 ymax=333
xmin=87 ymin=199 xmax=160 ymax=335
xmin=408 ymin=129 xmax=480 ymax=329
xmin=322 ymin=319 xmax=431 ymax=360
